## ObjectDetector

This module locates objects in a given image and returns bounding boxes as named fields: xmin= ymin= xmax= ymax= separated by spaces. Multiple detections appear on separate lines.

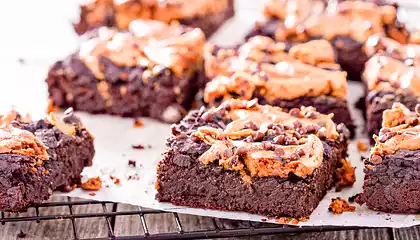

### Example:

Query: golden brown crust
xmin=83 ymin=0 xmax=229 ymax=30
xmin=370 ymin=103 xmax=420 ymax=159
xmin=192 ymin=99 xmax=339 ymax=178
xmin=264 ymin=0 xmax=399 ymax=43
xmin=79 ymin=20 xmax=205 ymax=79
xmin=204 ymin=37 xmax=346 ymax=103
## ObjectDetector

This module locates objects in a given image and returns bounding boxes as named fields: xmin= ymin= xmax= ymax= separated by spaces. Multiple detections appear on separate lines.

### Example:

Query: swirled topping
xmin=363 ymin=54 xmax=420 ymax=94
xmin=0 ymin=126 xmax=48 ymax=161
xmin=79 ymin=19 xmax=205 ymax=79
xmin=204 ymin=36 xmax=345 ymax=104
xmin=81 ymin=0 xmax=229 ymax=30
xmin=264 ymin=0 xmax=403 ymax=43
xmin=188 ymin=99 xmax=342 ymax=178
xmin=370 ymin=103 xmax=420 ymax=162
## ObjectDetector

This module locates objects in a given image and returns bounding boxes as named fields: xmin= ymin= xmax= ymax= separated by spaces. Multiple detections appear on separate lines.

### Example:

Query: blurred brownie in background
xmin=0 ymin=109 xmax=95 ymax=212
xmin=47 ymin=20 xmax=205 ymax=123
xmin=203 ymin=36 xmax=355 ymax=135
xmin=74 ymin=0 xmax=235 ymax=37
xmin=247 ymin=0 xmax=411 ymax=81
xmin=156 ymin=99 xmax=350 ymax=218
xmin=357 ymin=103 xmax=420 ymax=213
xmin=363 ymin=34 xmax=420 ymax=138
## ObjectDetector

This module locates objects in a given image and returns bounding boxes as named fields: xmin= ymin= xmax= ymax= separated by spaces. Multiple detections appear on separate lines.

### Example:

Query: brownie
xmin=363 ymin=34 xmax=420 ymax=138
xmin=156 ymin=99 xmax=350 ymax=218
xmin=0 ymin=109 xmax=95 ymax=212
xmin=247 ymin=0 xmax=411 ymax=81
xmin=203 ymin=36 xmax=355 ymax=136
xmin=74 ymin=0 xmax=234 ymax=37
xmin=357 ymin=103 xmax=420 ymax=213
xmin=47 ymin=20 xmax=206 ymax=123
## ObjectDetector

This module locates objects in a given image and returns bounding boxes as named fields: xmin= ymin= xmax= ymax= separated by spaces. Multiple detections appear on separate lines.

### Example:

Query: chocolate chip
xmin=297 ymin=127 xmax=307 ymax=135
xmin=261 ymin=141 xmax=273 ymax=151
xmin=289 ymin=153 xmax=299 ymax=161
xmin=224 ymin=148 xmax=234 ymax=158
xmin=370 ymin=155 xmax=383 ymax=164
xmin=289 ymin=108 xmax=302 ymax=118
xmin=252 ymin=131 xmax=265 ymax=141
xmin=416 ymin=104 xmax=420 ymax=117
xmin=236 ymin=146 xmax=248 ymax=156
xmin=305 ymin=125 xmax=318 ymax=133
xmin=244 ymin=121 xmax=259 ymax=131
xmin=293 ymin=131 xmax=301 ymax=139
xmin=286 ymin=137 xmax=299 ymax=145
xmin=274 ymin=135 xmax=285 ymax=145
xmin=267 ymin=123 xmax=275 ymax=129
xmin=201 ymin=112 xmax=213 ymax=121
xmin=245 ymin=136 xmax=254 ymax=143
xmin=296 ymin=148 xmax=305 ymax=157
xmin=274 ymin=147 xmax=284 ymax=157
xmin=305 ymin=111 xmax=318 ymax=119
xmin=293 ymin=120 xmax=302 ymax=129
xmin=317 ymin=130 xmax=326 ymax=140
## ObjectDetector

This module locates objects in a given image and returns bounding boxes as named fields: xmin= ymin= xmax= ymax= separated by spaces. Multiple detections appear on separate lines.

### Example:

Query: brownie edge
xmin=0 ymin=111 xmax=95 ymax=212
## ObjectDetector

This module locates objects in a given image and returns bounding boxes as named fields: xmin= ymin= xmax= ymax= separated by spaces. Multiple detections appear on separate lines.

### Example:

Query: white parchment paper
xmin=1 ymin=0 xmax=420 ymax=228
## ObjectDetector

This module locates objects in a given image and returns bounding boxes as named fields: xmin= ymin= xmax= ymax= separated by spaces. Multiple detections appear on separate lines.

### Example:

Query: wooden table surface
xmin=1 ymin=0 xmax=420 ymax=239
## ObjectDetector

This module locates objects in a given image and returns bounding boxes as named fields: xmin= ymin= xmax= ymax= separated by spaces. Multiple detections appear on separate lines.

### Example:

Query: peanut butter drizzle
xmin=365 ymin=34 xmax=420 ymax=62
xmin=85 ymin=0 xmax=229 ymax=30
xmin=0 ymin=126 xmax=49 ymax=161
xmin=191 ymin=99 xmax=341 ymax=178
xmin=204 ymin=36 xmax=346 ymax=103
xmin=363 ymin=55 xmax=420 ymax=95
xmin=79 ymin=19 xmax=205 ymax=79
xmin=264 ymin=0 xmax=397 ymax=43
xmin=371 ymin=103 xmax=420 ymax=156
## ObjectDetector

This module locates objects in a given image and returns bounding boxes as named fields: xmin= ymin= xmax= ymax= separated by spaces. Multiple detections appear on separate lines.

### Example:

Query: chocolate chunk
xmin=289 ymin=153 xmax=299 ymax=161
xmin=274 ymin=135 xmax=285 ymax=145
xmin=378 ymin=132 xmax=397 ymax=143
xmin=274 ymin=147 xmax=285 ymax=157
xmin=252 ymin=131 xmax=265 ymax=142
xmin=289 ymin=108 xmax=301 ymax=118
xmin=262 ymin=141 xmax=273 ymax=151
xmin=286 ymin=137 xmax=299 ymax=145
xmin=244 ymin=121 xmax=259 ymax=131
xmin=293 ymin=120 xmax=302 ymax=129
xmin=370 ymin=155 xmax=382 ymax=164
xmin=296 ymin=149 xmax=305 ymax=157
xmin=305 ymin=111 xmax=318 ymax=119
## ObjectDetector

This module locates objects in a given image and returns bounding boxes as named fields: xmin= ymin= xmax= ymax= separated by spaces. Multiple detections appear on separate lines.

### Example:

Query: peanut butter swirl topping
xmin=189 ymin=99 xmax=341 ymax=178
xmin=264 ymin=0 xmax=400 ymax=43
xmin=204 ymin=36 xmax=346 ymax=103
xmin=0 ymin=126 xmax=48 ymax=161
xmin=82 ymin=0 xmax=229 ymax=30
xmin=370 ymin=103 xmax=420 ymax=161
xmin=79 ymin=19 xmax=205 ymax=79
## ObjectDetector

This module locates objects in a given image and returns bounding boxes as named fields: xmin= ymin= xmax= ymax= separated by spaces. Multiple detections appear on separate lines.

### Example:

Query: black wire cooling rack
xmin=0 ymin=197 xmax=384 ymax=240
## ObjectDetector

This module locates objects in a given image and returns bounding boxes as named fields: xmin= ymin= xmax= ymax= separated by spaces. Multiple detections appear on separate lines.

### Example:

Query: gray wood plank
xmin=394 ymin=226 xmax=420 ymax=240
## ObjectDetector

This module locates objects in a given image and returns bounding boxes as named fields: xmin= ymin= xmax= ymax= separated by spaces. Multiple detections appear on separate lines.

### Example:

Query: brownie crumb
xmin=261 ymin=218 xmax=267 ymax=222
xmin=17 ymin=58 xmax=26 ymax=64
xmin=328 ymin=198 xmax=356 ymax=214
xmin=128 ymin=160 xmax=136 ymax=167
xmin=356 ymin=140 xmax=368 ymax=152
xmin=80 ymin=177 xmax=102 ymax=191
xmin=275 ymin=217 xmax=306 ymax=224
xmin=17 ymin=231 xmax=26 ymax=238
xmin=133 ymin=119 xmax=144 ymax=128
xmin=132 ymin=144 xmax=145 ymax=149
xmin=114 ymin=178 xmax=121 ymax=185
xmin=89 ymin=192 xmax=96 ymax=196
xmin=128 ymin=173 xmax=140 ymax=180
xmin=335 ymin=159 xmax=356 ymax=191
xmin=348 ymin=194 xmax=360 ymax=203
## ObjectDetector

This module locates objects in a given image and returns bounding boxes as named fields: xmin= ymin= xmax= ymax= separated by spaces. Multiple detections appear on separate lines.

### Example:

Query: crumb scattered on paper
xmin=89 ymin=193 xmax=96 ymax=196
xmin=80 ymin=177 xmax=102 ymax=191
xmin=17 ymin=231 xmax=26 ymax=238
xmin=133 ymin=119 xmax=144 ymax=128
xmin=329 ymin=198 xmax=356 ymax=214
xmin=132 ymin=144 xmax=145 ymax=149
xmin=357 ymin=140 xmax=368 ymax=152
xmin=128 ymin=159 xmax=136 ymax=167
xmin=335 ymin=159 xmax=356 ymax=191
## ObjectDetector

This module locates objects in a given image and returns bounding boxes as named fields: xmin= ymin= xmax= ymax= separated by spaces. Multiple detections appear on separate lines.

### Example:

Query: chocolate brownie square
xmin=156 ymin=99 xmax=350 ymax=218
xmin=247 ymin=0 xmax=411 ymax=81
xmin=47 ymin=20 xmax=206 ymax=123
xmin=0 ymin=109 xmax=95 ymax=212
xmin=363 ymin=34 xmax=420 ymax=137
xmin=203 ymin=36 xmax=355 ymax=135
xmin=74 ymin=0 xmax=234 ymax=37
xmin=357 ymin=103 xmax=420 ymax=213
